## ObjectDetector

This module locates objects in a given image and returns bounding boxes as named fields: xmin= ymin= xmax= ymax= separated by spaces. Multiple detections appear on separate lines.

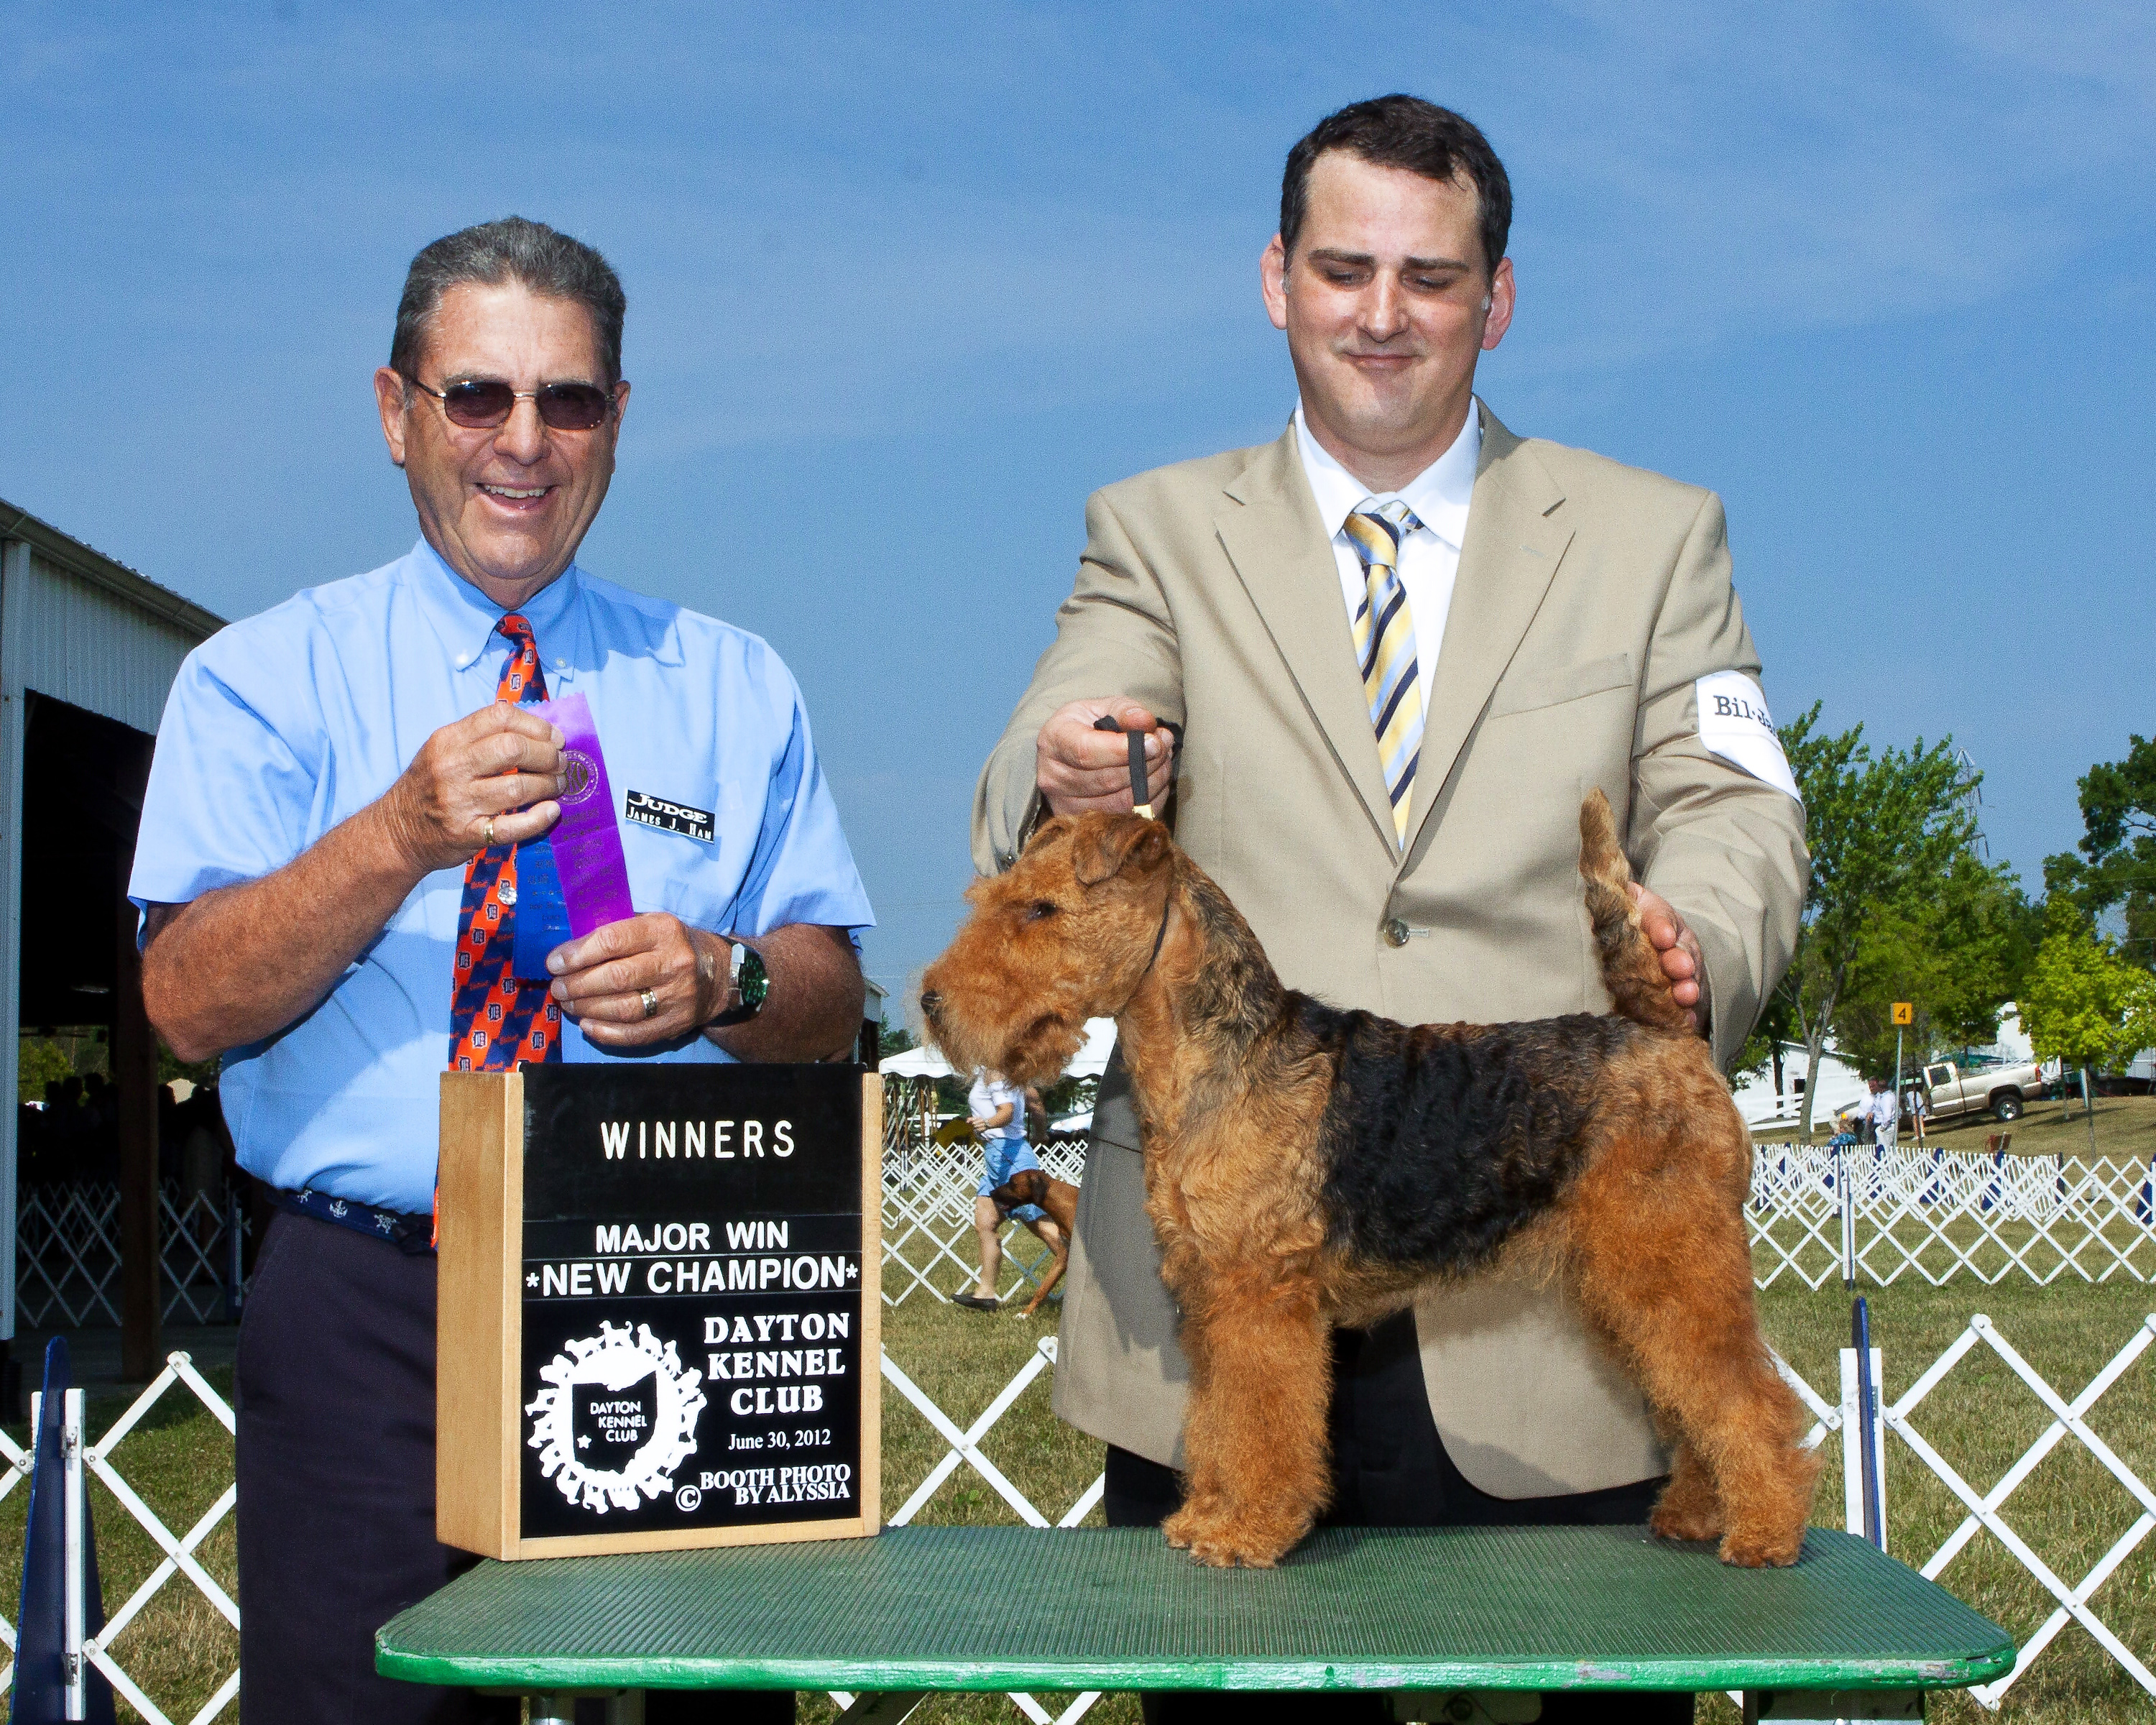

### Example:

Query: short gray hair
xmin=389 ymin=216 xmax=627 ymax=387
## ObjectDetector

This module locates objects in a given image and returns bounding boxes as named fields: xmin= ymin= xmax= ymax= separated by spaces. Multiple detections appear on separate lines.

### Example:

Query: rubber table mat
xmin=377 ymin=1525 xmax=2014 ymax=1694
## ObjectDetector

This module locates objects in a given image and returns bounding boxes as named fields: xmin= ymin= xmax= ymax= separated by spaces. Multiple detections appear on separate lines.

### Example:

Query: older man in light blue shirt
xmin=130 ymin=217 xmax=865 ymax=1725
xmin=134 ymin=536 xmax=870 ymax=1213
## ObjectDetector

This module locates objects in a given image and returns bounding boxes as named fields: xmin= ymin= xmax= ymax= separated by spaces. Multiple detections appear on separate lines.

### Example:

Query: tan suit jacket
xmin=971 ymin=405 xmax=1806 ymax=1496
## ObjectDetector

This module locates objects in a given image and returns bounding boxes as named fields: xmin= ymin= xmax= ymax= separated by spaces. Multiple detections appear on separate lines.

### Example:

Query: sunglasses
xmin=404 ymin=374 xmax=617 ymax=432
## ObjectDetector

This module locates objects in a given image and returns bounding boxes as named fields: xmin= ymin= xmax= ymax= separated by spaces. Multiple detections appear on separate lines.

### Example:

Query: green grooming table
xmin=378 ymin=1525 xmax=2012 ymax=1720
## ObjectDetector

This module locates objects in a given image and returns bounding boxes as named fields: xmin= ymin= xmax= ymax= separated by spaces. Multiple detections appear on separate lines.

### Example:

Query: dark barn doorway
xmin=14 ymin=693 xmax=165 ymax=1380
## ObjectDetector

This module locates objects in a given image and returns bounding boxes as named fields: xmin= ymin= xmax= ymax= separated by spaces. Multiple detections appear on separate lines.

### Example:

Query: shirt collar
xmin=1293 ymin=399 xmax=1480 ymax=552
xmin=402 ymin=538 xmax=588 ymax=684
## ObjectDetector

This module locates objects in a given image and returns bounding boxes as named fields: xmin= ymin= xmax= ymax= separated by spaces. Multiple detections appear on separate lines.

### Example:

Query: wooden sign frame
xmin=436 ymin=1066 xmax=881 ymax=1560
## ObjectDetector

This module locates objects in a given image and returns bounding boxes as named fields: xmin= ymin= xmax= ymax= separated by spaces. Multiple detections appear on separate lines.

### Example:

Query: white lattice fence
xmin=2 ymin=1317 xmax=2148 ymax=1720
xmin=0 ymin=1351 xmax=239 ymax=1724
xmin=1879 ymin=1312 xmax=2156 ymax=1707
xmin=881 ymin=1141 xmax=1087 ymax=1307
xmin=867 ymin=1335 xmax=1106 ymax=1725
xmin=19 ymin=1145 xmax=2147 ymax=1330
xmin=16 ymin=1182 xmax=248 ymax=1328
xmin=1751 ymin=1144 xmax=2156 ymax=1288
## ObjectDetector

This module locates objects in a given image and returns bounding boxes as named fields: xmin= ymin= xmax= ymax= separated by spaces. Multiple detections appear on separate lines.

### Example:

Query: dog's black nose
xmin=919 ymin=990 xmax=942 ymax=1021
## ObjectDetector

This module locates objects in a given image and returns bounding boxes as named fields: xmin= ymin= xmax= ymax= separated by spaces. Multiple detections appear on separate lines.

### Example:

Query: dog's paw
xmin=1163 ymin=1508 xmax=1298 ymax=1569
xmin=1161 ymin=1504 xmax=1210 ymax=1551
xmin=1716 ymin=1525 xmax=1807 ymax=1568
xmin=1649 ymin=1500 xmax=1723 ymax=1545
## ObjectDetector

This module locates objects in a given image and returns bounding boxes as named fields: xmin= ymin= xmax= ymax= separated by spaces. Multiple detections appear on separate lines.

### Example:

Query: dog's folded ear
xmin=1073 ymin=813 xmax=1171 ymax=886
xmin=1022 ymin=815 xmax=1072 ymax=857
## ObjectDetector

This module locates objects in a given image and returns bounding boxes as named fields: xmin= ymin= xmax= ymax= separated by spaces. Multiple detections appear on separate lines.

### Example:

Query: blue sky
xmin=4 ymin=1 xmax=2151 ymax=1007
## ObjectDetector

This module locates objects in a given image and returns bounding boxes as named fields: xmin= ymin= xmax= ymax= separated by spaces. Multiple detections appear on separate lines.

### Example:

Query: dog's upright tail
xmin=1579 ymin=791 xmax=1693 ymax=1034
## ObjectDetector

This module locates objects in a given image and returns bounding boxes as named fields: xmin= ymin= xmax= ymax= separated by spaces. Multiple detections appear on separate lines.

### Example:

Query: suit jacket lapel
xmin=1216 ymin=425 xmax=1398 ymax=857
xmin=1401 ymin=405 xmax=1574 ymax=862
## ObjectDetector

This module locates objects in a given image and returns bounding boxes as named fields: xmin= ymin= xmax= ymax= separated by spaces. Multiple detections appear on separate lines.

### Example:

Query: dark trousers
xmin=1104 ymin=1313 xmax=1692 ymax=1724
xmin=237 ymin=1211 xmax=791 ymax=1724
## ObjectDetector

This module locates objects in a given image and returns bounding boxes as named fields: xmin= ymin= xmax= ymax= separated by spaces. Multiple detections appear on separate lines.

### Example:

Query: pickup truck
xmin=1920 ymin=1057 xmax=2046 ymax=1125
xmin=1835 ymin=1057 xmax=2045 ymax=1132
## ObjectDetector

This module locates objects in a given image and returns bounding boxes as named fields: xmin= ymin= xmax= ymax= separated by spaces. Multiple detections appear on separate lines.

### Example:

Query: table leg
xmin=837 ymin=1694 xmax=929 ymax=1724
xmin=1743 ymin=1690 xmax=1923 ymax=1721
xmin=1390 ymin=1692 xmax=1542 ymax=1722
xmin=527 ymin=1692 xmax=646 ymax=1724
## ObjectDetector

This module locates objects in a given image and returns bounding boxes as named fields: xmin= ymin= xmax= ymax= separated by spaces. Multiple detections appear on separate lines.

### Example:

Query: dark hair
xmin=1280 ymin=95 xmax=1511 ymax=277
xmin=389 ymin=216 xmax=627 ymax=387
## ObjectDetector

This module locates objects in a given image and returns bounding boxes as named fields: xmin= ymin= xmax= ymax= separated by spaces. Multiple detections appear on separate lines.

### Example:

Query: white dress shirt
xmin=1294 ymin=400 xmax=1480 ymax=716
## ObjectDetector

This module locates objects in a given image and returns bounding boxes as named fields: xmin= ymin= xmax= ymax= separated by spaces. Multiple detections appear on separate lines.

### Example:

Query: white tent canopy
xmin=879 ymin=1018 xmax=1118 ymax=1081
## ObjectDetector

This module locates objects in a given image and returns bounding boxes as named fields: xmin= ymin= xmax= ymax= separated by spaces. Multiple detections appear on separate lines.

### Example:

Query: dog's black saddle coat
xmin=1306 ymin=1000 xmax=1641 ymax=1271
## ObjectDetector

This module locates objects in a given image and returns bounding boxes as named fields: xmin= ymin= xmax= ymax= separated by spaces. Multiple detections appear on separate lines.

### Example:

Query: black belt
xmin=274 ymin=1187 xmax=436 ymax=1255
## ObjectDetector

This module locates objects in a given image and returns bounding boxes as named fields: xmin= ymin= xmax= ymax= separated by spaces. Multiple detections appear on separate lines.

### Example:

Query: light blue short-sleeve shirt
xmin=129 ymin=541 xmax=875 ymax=1213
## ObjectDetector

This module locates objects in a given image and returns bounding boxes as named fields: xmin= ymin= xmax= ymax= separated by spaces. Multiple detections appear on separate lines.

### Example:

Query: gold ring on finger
xmin=482 ymin=816 xmax=496 ymax=848
xmin=640 ymin=988 xmax=658 ymax=1020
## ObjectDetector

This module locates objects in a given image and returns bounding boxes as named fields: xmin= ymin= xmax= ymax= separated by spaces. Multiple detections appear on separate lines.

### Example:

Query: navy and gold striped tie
xmin=1345 ymin=500 xmax=1424 ymax=847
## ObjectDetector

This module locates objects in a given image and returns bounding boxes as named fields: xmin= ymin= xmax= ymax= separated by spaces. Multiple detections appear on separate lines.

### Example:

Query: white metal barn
xmin=0 ymin=500 xmax=222 ymax=1384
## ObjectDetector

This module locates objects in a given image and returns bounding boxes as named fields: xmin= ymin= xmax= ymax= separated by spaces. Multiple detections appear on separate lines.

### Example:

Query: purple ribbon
xmin=530 ymin=691 xmax=633 ymax=937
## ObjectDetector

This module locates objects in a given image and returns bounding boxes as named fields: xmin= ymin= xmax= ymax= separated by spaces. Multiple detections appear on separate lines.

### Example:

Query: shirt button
xmin=1382 ymin=917 xmax=1410 ymax=948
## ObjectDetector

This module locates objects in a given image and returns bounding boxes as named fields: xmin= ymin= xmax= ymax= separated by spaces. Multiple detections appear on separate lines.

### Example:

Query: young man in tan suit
xmin=972 ymin=96 xmax=1806 ymax=1721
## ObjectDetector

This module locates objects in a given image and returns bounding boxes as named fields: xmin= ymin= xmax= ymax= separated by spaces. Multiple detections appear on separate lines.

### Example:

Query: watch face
xmin=737 ymin=943 xmax=769 ymax=1010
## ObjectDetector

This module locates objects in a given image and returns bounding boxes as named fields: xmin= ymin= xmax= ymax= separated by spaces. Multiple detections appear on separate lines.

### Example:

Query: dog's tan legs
xmin=1647 ymin=1438 xmax=1723 ymax=1545
xmin=1018 ymin=1218 xmax=1069 ymax=1318
xmin=1568 ymin=1157 xmax=1818 ymax=1568
xmin=1163 ymin=1271 xmax=1332 ymax=1568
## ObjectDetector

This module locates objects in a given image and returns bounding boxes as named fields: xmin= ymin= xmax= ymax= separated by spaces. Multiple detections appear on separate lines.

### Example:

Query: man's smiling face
xmin=1261 ymin=150 xmax=1513 ymax=491
xmin=374 ymin=280 xmax=627 ymax=609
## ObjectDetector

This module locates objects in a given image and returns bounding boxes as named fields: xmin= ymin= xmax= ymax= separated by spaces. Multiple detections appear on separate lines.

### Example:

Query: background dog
xmin=919 ymin=792 xmax=1817 ymax=1570
xmin=987 ymin=1167 xmax=1079 ymax=1316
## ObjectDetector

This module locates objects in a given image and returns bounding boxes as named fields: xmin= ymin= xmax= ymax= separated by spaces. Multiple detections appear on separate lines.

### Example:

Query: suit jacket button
xmin=1382 ymin=917 xmax=1411 ymax=948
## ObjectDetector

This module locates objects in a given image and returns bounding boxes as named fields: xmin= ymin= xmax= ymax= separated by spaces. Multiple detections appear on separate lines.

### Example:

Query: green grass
xmin=5 ymin=1238 xmax=2151 ymax=1724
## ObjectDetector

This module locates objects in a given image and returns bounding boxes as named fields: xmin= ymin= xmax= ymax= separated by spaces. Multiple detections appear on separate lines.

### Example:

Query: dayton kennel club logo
xmin=528 ymin=1321 xmax=708 ymax=1513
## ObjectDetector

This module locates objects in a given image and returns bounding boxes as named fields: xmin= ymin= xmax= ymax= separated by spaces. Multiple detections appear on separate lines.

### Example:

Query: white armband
xmin=1695 ymin=671 xmax=1800 ymax=802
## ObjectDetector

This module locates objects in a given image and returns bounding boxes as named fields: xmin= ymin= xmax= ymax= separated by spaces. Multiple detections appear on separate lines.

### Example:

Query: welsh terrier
xmin=919 ymin=793 xmax=1818 ymax=1569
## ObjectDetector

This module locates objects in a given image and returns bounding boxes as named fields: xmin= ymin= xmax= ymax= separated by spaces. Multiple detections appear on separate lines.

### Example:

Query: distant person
xmin=79 ymin=1072 xmax=119 ymax=1181
xmin=957 ymin=1068 xmax=1064 ymax=1310
xmin=1855 ymin=1075 xmax=1900 ymax=1150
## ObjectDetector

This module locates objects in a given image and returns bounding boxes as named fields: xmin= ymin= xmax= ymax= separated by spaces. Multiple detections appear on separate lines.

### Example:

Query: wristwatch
xmin=711 ymin=937 xmax=768 ymax=1027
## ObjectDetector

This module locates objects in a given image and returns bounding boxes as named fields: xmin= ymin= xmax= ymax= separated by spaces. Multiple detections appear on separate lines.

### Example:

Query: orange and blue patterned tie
xmin=1345 ymin=500 xmax=1425 ymax=847
xmin=448 ymin=613 xmax=562 ymax=1070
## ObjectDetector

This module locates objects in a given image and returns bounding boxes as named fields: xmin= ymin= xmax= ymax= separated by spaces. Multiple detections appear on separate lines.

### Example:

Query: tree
xmin=1772 ymin=705 xmax=1989 ymax=1136
xmin=2018 ymin=900 xmax=2156 ymax=1098
xmin=2045 ymin=735 xmax=2156 ymax=973
xmin=1826 ymin=847 xmax=2035 ymax=1080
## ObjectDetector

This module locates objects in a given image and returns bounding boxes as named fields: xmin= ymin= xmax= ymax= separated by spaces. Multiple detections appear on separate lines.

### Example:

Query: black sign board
xmin=437 ymin=1066 xmax=880 ymax=1559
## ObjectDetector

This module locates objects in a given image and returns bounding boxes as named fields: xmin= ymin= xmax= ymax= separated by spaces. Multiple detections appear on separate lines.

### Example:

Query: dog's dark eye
xmin=1026 ymin=900 xmax=1059 ymax=921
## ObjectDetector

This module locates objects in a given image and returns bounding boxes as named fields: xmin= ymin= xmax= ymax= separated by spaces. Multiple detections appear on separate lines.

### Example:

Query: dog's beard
xmin=996 ymin=1012 xmax=1085 ymax=1087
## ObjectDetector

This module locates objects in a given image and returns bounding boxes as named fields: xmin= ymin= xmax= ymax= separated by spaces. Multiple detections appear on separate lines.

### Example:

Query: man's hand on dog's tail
xmin=1578 ymin=791 xmax=1706 ymax=1036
